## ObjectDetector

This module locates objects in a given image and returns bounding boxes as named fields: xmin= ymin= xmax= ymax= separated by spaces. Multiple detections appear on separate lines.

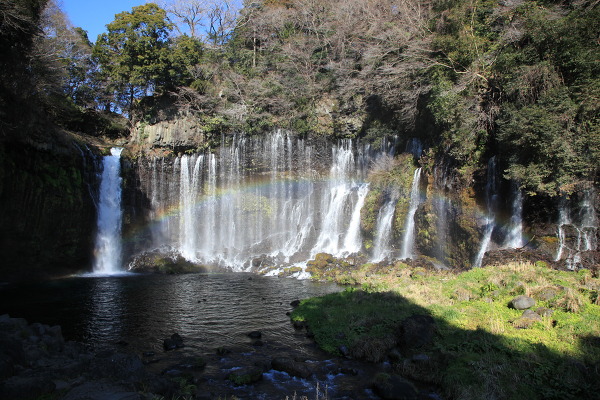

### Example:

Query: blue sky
xmin=61 ymin=0 xmax=148 ymax=43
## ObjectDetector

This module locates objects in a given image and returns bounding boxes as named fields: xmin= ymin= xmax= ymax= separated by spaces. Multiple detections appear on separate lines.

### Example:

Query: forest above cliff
xmin=1 ymin=0 xmax=598 ymax=197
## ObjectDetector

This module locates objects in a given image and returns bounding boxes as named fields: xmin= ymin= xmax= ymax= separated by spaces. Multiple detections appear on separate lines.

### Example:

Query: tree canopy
xmin=1 ymin=0 xmax=598 ymax=197
xmin=93 ymin=3 xmax=174 ymax=113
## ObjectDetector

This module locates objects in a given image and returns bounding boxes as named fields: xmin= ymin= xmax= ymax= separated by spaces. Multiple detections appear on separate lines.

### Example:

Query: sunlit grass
xmin=293 ymin=260 xmax=600 ymax=399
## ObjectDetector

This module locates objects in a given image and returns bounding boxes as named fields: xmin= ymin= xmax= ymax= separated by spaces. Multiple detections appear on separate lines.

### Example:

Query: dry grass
xmin=553 ymin=288 xmax=584 ymax=313
xmin=488 ymin=316 xmax=506 ymax=335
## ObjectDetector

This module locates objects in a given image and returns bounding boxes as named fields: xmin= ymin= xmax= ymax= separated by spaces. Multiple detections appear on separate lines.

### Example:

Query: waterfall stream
xmin=400 ymin=168 xmax=422 ymax=260
xmin=371 ymin=192 xmax=400 ymax=262
xmin=93 ymin=148 xmax=124 ymax=274
xmin=474 ymin=157 xmax=498 ymax=268
xmin=555 ymin=190 xmax=599 ymax=270
xmin=504 ymin=183 xmax=524 ymax=249
xmin=137 ymin=132 xmax=389 ymax=271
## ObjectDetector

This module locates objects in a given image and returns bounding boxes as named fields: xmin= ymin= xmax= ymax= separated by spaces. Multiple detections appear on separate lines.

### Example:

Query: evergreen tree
xmin=93 ymin=3 xmax=173 ymax=114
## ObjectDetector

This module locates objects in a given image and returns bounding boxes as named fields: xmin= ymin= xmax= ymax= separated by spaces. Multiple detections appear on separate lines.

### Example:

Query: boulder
xmin=163 ymin=333 xmax=184 ymax=351
xmin=398 ymin=315 xmax=436 ymax=351
xmin=216 ymin=347 xmax=231 ymax=356
xmin=535 ymin=307 xmax=554 ymax=317
xmin=372 ymin=374 xmax=419 ymax=400
xmin=92 ymin=351 xmax=146 ymax=382
xmin=292 ymin=320 xmax=306 ymax=330
xmin=62 ymin=382 xmax=143 ymax=400
xmin=0 ymin=376 xmax=56 ymax=400
xmin=513 ymin=309 xmax=543 ymax=329
xmin=271 ymin=356 xmax=312 ymax=379
xmin=0 ymin=332 xmax=25 ymax=366
xmin=247 ymin=331 xmax=262 ymax=339
xmin=534 ymin=287 xmax=561 ymax=301
xmin=510 ymin=295 xmax=536 ymax=310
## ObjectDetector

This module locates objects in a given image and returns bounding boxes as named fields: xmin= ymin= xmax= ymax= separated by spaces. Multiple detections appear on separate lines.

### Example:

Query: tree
xmin=168 ymin=34 xmax=204 ymax=87
xmin=160 ymin=0 xmax=241 ymax=45
xmin=159 ymin=0 xmax=206 ymax=37
xmin=93 ymin=3 xmax=173 ymax=114
xmin=30 ymin=0 xmax=95 ymax=104
xmin=0 ymin=0 xmax=48 ymax=104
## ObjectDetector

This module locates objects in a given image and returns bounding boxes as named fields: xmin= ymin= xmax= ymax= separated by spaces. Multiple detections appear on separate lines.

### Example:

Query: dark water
xmin=0 ymin=272 xmax=384 ymax=399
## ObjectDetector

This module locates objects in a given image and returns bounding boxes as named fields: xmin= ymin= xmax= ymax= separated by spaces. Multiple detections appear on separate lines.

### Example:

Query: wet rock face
xmin=0 ymin=141 xmax=99 ymax=280
xmin=414 ymin=186 xmax=481 ymax=269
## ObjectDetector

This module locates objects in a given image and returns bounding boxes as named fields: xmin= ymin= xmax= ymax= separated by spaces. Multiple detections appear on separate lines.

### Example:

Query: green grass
xmin=292 ymin=261 xmax=600 ymax=400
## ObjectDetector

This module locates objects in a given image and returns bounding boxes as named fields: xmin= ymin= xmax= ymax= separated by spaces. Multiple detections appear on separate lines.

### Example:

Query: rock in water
xmin=271 ymin=357 xmax=312 ymax=379
xmin=227 ymin=366 xmax=264 ymax=385
xmin=163 ymin=333 xmax=184 ymax=351
xmin=247 ymin=331 xmax=262 ymax=339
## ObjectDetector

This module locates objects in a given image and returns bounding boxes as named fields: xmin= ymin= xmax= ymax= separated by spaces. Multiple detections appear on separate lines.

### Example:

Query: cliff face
xmin=133 ymin=115 xmax=207 ymax=152
xmin=0 ymin=138 xmax=100 ymax=280
xmin=125 ymin=124 xmax=599 ymax=270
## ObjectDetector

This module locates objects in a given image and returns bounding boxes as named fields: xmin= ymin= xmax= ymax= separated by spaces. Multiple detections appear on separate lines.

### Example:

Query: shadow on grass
xmin=291 ymin=289 xmax=600 ymax=400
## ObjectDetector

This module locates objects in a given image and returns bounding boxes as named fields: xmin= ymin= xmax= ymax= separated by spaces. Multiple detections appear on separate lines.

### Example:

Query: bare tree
xmin=159 ymin=0 xmax=241 ymax=44
xmin=206 ymin=0 xmax=239 ymax=46
xmin=158 ymin=0 xmax=206 ymax=37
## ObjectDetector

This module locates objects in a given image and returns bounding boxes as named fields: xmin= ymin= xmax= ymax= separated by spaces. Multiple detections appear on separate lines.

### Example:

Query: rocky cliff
xmin=0 ymin=134 xmax=101 ymax=280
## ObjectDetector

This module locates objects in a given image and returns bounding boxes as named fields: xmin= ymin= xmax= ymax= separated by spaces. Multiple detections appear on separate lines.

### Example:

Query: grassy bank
xmin=291 ymin=261 xmax=600 ymax=399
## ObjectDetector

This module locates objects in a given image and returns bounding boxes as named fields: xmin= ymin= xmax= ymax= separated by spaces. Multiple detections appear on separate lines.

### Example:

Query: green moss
xmin=296 ymin=262 xmax=600 ymax=399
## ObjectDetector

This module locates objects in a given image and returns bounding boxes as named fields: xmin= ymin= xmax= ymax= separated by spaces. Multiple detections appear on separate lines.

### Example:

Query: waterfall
xmin=474 ymin=156 xmax=498 ymax=268
xmin=579 ymin=190 xmax=598 ymax=252
xmin=555 ymin=201 xmax=570 ymax=263
xmin=371 ymin=192 xmax=399 ymax=262
xmin=179 ymin=154 xmax=203 ymax=261
xmin=400 ymin=168 xmax=422 ymax=259
xmin=556 ymin=191 xmax=599 ymax=270
xmin=311 ymin=141 xmax=359 ymax=256
xmin=504 ymin=183 xmax=524 ymax=248
xmin=340 ymin=184 xmax=370 ymax=255
xmin=133 ymin=132 xmax=384 ymax=271
xmin=93 ymin=148 xmax=124 ymax=274
xmin=405 ymin=138 xmax=423 ymax=160
xmin=432 ymin=163 xmax=451 ymax=265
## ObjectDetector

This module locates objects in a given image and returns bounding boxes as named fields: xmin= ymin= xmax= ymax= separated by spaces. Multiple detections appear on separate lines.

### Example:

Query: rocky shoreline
xmin=0 ymin=307 xmax=438 ymax=400
xmin=0 ymin=314 xmax=181 ymax=400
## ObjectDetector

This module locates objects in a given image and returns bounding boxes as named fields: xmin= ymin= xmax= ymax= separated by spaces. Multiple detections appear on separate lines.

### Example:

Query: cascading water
xmin=179 ymin=154 xmax=203 ymax=261
xmin=340 ymin=184 xmax=370 ymax=255
xmin=371 ymin=192 xmax=400 ymax=262
xmin=139 ymin=131 xmax=386 ymax=271
xmin=555 ymin=200 xmax=570 ymax=263
xmin=555 ymin=190 xmax=599 ymax=270
xmin=93 ymin=148 xmax=124 ymax=274
xmin=432 ymin=163 xmax=451 ymax=266
xmin=400 ymin=168 xmax=422 ymax=259
xmin=579 ymin=190 xmax=598 ymax=252
xmin=504 ymin=183 xmax=524 ymax=248
xmin=474 ymin=156 xmax=498 ymax=268
xmin=405 ymin=138 xmax=423 ymax=160
xmin=311 ymin=142 xmax=357 ymax=256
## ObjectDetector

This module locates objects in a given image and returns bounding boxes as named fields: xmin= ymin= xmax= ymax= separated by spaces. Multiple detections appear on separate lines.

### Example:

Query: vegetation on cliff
xmin=2 ymin=0 xmax=598 ymax=196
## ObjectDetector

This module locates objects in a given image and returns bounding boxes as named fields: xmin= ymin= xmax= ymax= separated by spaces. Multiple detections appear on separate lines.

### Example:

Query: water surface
xmin=0 ymin=272 xmax=380 ymax=398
